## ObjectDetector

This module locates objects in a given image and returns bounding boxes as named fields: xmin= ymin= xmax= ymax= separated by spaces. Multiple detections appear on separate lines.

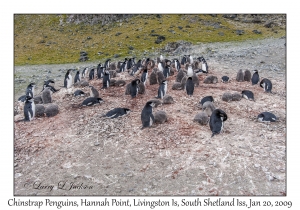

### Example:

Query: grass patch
xmin=14 ymin=14 xmax=285 ymax=66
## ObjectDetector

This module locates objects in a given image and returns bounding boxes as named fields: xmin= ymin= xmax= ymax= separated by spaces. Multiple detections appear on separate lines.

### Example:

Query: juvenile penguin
xmin=176 ymin=69 xmax=185 ymax=82
xmin=89 ymin=68 xmax=95 ymax=80
xmin=97 ymin=66 xmax=104 ymax=79
xmin=64 ymin=69 xmax=73 ymax=88
xmin=102 ymin=70 xmax=110 ymax=89
xmin=221 ymin=76 xmax=230 ymax=83
xmin=172 ymin=82 xmax=184 ymax=90
xmin=222 ymin=92 xmax=232 ymax=102
xmin=45 ymin=104 xmax=59 ymax=117
xmin=209 ymin=109 xmax=228 ymax=137
xmin=141 ymin=101 xmax=155 ymax=129
xmin=141 ymin=69 xmax=148 ymax=85
xmin=260 ymin=78 xmax=272 ymax=93
xmin=138 ymin=82 xmax=146 ymax=94
xmin=163 ymin=95 xmax=174 ymax=104
xmin=25 ymin=83 xmax=36 ymax=98
xmin=236 ymin=69 xmax=244 ymax=82
xmin=202 ymin=101 xmax=216 ymax=117
xmin=192 ymin=73 xmax=200 ymax=86
xmin=73 ymin=90 xmax=85 ymax=97
xmin=154 ymin=110 xmax=168 ymax=124
xmin=242 ymin=90 xmax=255 ymax=101
xmin=251 ymin=70 xmax=260 ymax=85
xmin=194 ymin=112 xmax=209 ymax=125
xmin=74 ymin=70 xmax=81 ymax=83
xmin=35 ymin=104 xmax=45 ymax=117
xmin=244 ymin=70 xmax=252 ymax=82
xmin=104 ymin=108 xmax=131 ymax=119
xmin=181 ymin=76 xmax=188 ymax=87
xmin=115 ymin=80 xmax=126 ymax=86
xmin=231 ymin=92 xmax=242 ymax=101
xmin=163 ymin=65 xmax=171 ymax=78
xmin=157 ymin=80 xmax=168 ymax=99
xmin=89 ymin=86 xmax=100 ymax=98
xmin=203 ymin=76 xmax=218 ymax=84
xmin=149 ymin=70 xmax=158 ymax=85
xmin=130 ymin=79 xmax=140 ymax=98
xmin=186 ymin=77 xmax=194 ymax=96
xmin=257 ymin=112 xmax=277 ymax=122
xmin=24 ymin=96 xmax=35 ymax=121
xmin=82 ymin=97 xmax=104 ymax=106
xmin=200 ymin=96 xmax=214 ymax=106
xmin=157 ymin=71 xmax=165 ymax=84
xmin=41 ymin=87 xmax=52 ymax=104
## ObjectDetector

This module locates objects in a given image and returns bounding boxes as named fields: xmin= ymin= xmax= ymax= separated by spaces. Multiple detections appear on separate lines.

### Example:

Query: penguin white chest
xmin=67 ymin=75 xmax=72 ymax=88
xmin=202 ymin=64 xmax=206 ymax=72
xmin=243 ymin=94 xmax=248 ymax=99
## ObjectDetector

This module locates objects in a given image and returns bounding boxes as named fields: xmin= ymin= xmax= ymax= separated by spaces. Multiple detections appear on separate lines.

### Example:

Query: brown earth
xmin=14 ymin=39 xmax=286 ymax=196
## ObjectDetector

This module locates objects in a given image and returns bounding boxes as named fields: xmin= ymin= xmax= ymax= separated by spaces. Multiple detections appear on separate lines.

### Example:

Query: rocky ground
xmin=14 ymin=37 xmax=286 ymax=196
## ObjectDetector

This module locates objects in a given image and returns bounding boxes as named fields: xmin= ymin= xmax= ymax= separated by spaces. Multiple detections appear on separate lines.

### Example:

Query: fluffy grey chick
xmin=45 ymin=104 xmax=59 ymax=117
xmin=244 ymin=70 xmax=251 ymax=82
xmin=41 ymin=87 xmax=52 ymax=104
xmin=163 ymin=95 xmax=174 ymax=104
xmin=222 ymin=92 xmax=232 ymax=102
xmin=35 ymin=104 xmax=45 ymax=117
xmin=149 ymin=70 xmax=158 ymax=85
xmin=194 ymin=112 xmax=209 ymax=125
xmin=147 ymin=99 xmax=162 ymax=108
xmin=176 ymin=69 xmax=186 ymax=83
xmin=203 ymin=76 xmax=218 ymax=84
xmin=154 ymin=110 xmax=168 ymax=124
xmin=172 ymin=82 xmax=184 ymax=90
xmin=202 ymin=101 xmax=216 ymax=117
xmin=236 ymin=69 xmax=244 ymax=82
xmin=89 ymin=86 xmax=99 ymax=98
xmin=231 ymin=92 xmax=242 ymax=101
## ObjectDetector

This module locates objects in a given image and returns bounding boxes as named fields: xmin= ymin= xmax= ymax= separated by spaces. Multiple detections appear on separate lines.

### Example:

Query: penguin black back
xmin=141 ymin=69 xmax=148 ymax=85
xmin=82 ymin=97 xmax=104 ymax=106
xmin=186 ymin=77 xmax=194 ymax=96
xmin=209 ymin=109 xmax=227 ymax=137
xmin=141 ymin=101 xmax=155 ymax=129
xmin=200 ymin=96 xmax=214 ymax=106
xmin=260 ymin=78 xmax=272 ymax=92
xmin=104 ymin=108 xmax=131 ymax=119
xmin=242 ymin=90 xmax=255 ymax=101
xmin=74 ymin=90 xmax=85 ymax=97
xmin=102 ymin=70 xmax=111 ymax=89
xmin=251 ymin=70 xmax=259 ymax=85
xmin=74 ymin=71 xmax=81 ymax=83
xmin=130 ymin=79 xmax=140 ymax=98
xmin=257 ymin=112 xmax=277 ymax=122
xmin=163 ymin=65 xmax=170 ymax=78
xmin=89 ymin=68 xmax=95 ymax=80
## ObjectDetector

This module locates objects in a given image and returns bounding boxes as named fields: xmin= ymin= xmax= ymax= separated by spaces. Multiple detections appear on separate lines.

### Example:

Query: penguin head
xmin=259 ymin=79 xmax=265 ymax=88
xmin=124 ymin=108 xmax=131 ymax=114
xmin=104 ymin=70 xmax=110 ymax=74
xmin=215 ymin=109 xmax=228 ymax=121
xmin=257 ymin=113 xmax=265 ymax=122
xmin=146 ymin=101 xmax=155 ymax=107
xmin=161 ymin=80 xmax=167 ymax=85
xmin=97 ymin=98 xmax=104 ymax=103
xmin=135 ymin=79 xmax=140 ymax=84
xmin=124 ymin=58 xmax=128 ymax=61
xmin=253 ymin=70 xmax=258 ymax=73
xmin=188 ymin=77 xmax=193 ymax=80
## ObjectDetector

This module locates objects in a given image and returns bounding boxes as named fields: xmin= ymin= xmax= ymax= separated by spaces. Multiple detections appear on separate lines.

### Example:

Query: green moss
xmin=14 ymin=14 xmax=285 ymax=65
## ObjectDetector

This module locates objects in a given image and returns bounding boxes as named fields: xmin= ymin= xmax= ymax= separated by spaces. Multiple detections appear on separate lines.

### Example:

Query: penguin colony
xmin=16 ymin=54 xmax=277 ymax=138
